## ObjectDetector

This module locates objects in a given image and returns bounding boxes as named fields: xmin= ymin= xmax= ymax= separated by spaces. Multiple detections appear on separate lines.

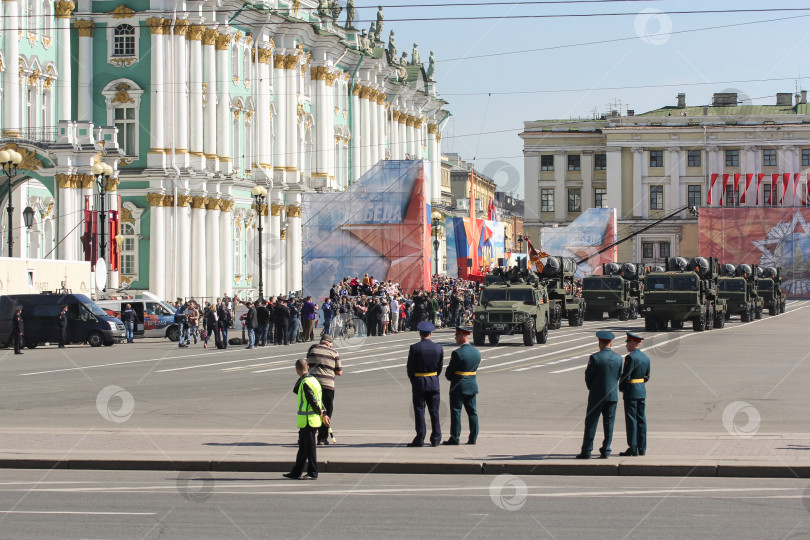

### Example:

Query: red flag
xmin=708 ymin=173 xmax=718 ymax=205
xmin=794 ymin=173 xmax=801 ymax=206
xmin=109 ymin=210 xmax=119 ymax=271
xmin=526 ymin=238 xmax=549 ymax=274
xmin=805 ymin=172 xmax=810 ymax=205
xmin=720 ymin=174 xmax=729 ymax=206
xmin=468 ymin=169 xmax=479 ymax=273
xmin=733 ymin=173 xmax=741 ymax=205
xmin=756 ymin=173 xmax=764 ymax=205
xmin=771 ymin=174 xmax=780 ymax=205
xmin=781 ymin=173 xmax=790 ymax=205
xmin=741 ymin=173 xmax=753 ymax=204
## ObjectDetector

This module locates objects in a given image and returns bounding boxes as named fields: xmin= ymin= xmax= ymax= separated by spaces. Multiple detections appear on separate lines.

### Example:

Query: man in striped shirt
xmin=307 ymin=334 xmax=343 ymax=445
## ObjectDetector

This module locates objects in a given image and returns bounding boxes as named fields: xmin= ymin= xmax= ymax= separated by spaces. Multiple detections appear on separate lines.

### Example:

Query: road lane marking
xmin=0 ymin=510 xmax=156 ymax=515
xmin=549 ymin=364 xmax=587 ymax=374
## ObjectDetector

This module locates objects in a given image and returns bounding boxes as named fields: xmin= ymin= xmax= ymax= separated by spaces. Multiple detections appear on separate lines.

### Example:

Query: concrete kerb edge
xmin=0 ymin=459 xmax=809 ymax=477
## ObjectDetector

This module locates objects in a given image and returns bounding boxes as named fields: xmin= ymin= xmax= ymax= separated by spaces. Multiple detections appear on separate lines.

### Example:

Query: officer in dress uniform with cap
xmin=619 ymin=332 xmax=651 ymax=456
xmin=577 ymin=330 xmax=622 ymax=459
xmin=406 ymin=321 xmax=444 ymax=447
xmin=12 ymin=307 xmax=24 ymax=354
xmin=443 ymin=327 xmax=481 ymax=445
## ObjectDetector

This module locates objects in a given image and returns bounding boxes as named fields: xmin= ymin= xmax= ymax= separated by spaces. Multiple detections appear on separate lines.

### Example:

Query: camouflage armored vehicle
xmin=718 ymin=264 xmax=763 ymax=322
xmin=473 ymin=268 xmax=550 ymax=346
xmin=582 ymin=262 xmax=644 ymax=321
xmin=757 ymin=266 xmax=787 ymax=315
xmin=641 ymin=256 xmax=727 ymax=332
xmin=539 ymin=256 xmax=586 ymax=329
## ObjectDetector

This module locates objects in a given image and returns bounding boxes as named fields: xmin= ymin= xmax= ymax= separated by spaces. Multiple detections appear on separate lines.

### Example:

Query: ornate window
xmin=102 ymin=79 xmax=144 ymax=157
xmin=113 ymin=24 xmax=136 ymax=56
xmin=233 ymin=221 xmax=243 ymax=277
xmin=119 ymin=201 xmax=144 ymax=283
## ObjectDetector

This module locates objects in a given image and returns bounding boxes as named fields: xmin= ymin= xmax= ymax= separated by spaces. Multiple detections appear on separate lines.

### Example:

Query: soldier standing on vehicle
xmin=619 ymin=332 xmax=650 ymax=456
xmin=576 ymin=330 xmax=622 ymax=459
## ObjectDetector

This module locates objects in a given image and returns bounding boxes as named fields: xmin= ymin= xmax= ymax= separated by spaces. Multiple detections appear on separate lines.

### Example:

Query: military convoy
xmin=473 ymin=267 xmax=550 ymax=347
xmin=718 ymin=264 xmax=763 ymax=322
xmin=641 ymin=257 xmax=728 ymax=332
xmin=581 ymin=262 xmax=644 ymax=321
xmin=757 ymin=266 xmax=788 ymax=315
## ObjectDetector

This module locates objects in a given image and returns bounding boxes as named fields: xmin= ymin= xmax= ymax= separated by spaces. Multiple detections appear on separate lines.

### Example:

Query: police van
xmin=95 ymin=291 xmax=180 ymax=341
xmin=0 ymin=293 xmax=125 ymax=348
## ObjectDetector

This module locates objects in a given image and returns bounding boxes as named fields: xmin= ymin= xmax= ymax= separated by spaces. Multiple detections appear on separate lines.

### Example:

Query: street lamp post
xmin=251 ymin=185 xmax=268 ymax=301
xmin=91 ymin=162 xmax=114 ymax=264
xmin=431 ymin=210 xmax=442 ymax=276
xmin=0 ymin=148 xmax=23 ymax=257
xmin=517 ymin=235 xmax=524 ymax=269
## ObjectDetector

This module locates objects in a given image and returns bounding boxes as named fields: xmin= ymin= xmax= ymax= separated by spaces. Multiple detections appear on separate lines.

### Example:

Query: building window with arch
xmin=26 ymin=85 xmax=37 ymax=129
xmin=102 ymin=79 xmax=144 ymax=157
xmin=41 ymin=88 xmax=52 ymax=128
xmin=41 ymin=0 xmax=53 ymax=39
xmin=120 ymin=222 xmax=137 ymax=275
xmin=232 ymin=108 xmax=241 ymax=174
xmin=244 ymin=111 xmax=253 ymax=174
xmin=113 ymin=24 xmax=136 ymax=56
xmin=233 ymin=224 xmax=243 ymax=277
xmin=243 ymin=49 xmax=250 ymax=85
xmin=232 ymin=45 xmax=240 ymax=82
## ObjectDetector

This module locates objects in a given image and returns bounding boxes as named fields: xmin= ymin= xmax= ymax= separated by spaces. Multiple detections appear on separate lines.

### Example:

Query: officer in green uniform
xmin=442 ymin=327 xmax=481 ymax=446
xmin=619 ymin=332 xmax=651 ymax=456
xmin=427 ymin=293 xmax=439 ymax=325
xmin=577 ymin=330 xmax=622 ymax=459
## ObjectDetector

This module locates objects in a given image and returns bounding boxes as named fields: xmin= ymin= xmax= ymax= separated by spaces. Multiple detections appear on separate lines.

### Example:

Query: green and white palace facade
xmin=0 ymin=0 xmax=449 ymax=300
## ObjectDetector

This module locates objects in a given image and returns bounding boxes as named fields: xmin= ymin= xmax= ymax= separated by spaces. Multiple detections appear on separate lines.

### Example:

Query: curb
xmin=1 ymin=459 xmax=809 ymax=478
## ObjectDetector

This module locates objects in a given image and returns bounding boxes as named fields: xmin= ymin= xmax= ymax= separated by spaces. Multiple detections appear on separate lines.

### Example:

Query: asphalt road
xmin=0 ymin=469 xmax=809 ymax=539
xmin=1 ymin=300 xmax=809 ymax=437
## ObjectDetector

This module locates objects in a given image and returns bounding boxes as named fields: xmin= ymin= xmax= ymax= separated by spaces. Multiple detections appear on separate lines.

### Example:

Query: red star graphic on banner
xmin=342 ymin=173 xmax=429 ymax=292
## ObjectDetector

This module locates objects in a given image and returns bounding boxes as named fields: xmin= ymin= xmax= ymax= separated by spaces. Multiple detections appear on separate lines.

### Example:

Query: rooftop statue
xmin=345 ymin=0 xmax=355 ymax=29
xmin=410 ymin=43 xmax=421 ymax=66
xmin=375 ymin=5 xmax=384 ymax=41
xmin=426 ymin=51 xmax=436 ymax=80
xmin=387 ymin=30 xmax=397 ymax=63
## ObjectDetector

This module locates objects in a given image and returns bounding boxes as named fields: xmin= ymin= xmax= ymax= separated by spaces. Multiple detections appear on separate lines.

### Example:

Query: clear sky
xmin=353 ymin=0 xmax=810 ymax=199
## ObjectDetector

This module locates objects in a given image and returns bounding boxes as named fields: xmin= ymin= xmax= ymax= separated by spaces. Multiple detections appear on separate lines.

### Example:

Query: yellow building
xmin=520 ymin=91 xmax=810 ymax=265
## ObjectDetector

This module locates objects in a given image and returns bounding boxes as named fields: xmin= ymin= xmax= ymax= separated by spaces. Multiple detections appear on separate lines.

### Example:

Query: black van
xmin=0 ymin=293 xmax=125 ymax=348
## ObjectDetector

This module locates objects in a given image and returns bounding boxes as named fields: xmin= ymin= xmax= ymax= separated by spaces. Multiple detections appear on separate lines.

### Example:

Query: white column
xmin=274 ymin=53 xmax=287 ymax=176
xmin=219 ymin=200 xmax=234 ymax=296
xmin=360 ymin=88 xmax=371 ymax=172
xmin=667 ymin=148 xmax=681 ymax=211
xmin=74 ymin=20 xmax=94 ymax=123
xmin=391 ymin=112 xmax=400 ymax=160
xmin=523 ymin=152 xmax=541 ymax=233
xmin=553 ymin=151 xmax=566 ymax=222
xmin=255 ymin=47 xmax=272 ymax=178
xmin=147 ymin=194 xmax=166 ymax=299
xmin=350 ymin=85 xmax=361 ymax=182
xmin=286 ymin=196 xmax=302 ymax=294
xmin=270 ymin=194 xmax=283 ymax=295
xmin=313 ymin=70 xmax=328 ymax=177
xmin=632 ymin=147 xmax=644 ymax=217
xmin=55 ymin=3 xmax=74 ymax=122
xmin=205 ymin=198 xmax=220 ymax=298
xmin=406 ymin=118 xmax=416 ymax=158
xmin=188 ymin=25 xmax=204 ymax=169
xmin=190 ymin=196 xmax=207 ymax=299
xmin=216 ymin=33 xmax=232 ymax=174
xmin=707 ymin=146 xmax=722 ymax=206
xmin=203 ymin=29 xmax=218 ymax=170
xmin=327 ymin=80 xmax=337 ymax=178
xmin=427 ymin=126 xmax=439 ymax=203
xmin=369 ymin=91 xmax=379 ymax=166
xmin=399 ymin=118 xmax=407 ymax=159
xmin=581 ymin=151 xmax=594 ymax=210
xmin=279 ymin=228 xmax=288 ymax=295
xmin=173 ymin=20 xmax=189 ymax=168
xmin=176 ymin=197 xmax=191 ymax=299
xmin=56 ymin=177 xmax=74 ymax=260
xmin=285 ymin=56 xmax=298 ymax=185
xmin=146 ymin=18 xmax=166 ymax=168
xmin=379 ymin=99 xmax=387 ymax=162
xmin=606 ymin=148 xmax=622 ymax=216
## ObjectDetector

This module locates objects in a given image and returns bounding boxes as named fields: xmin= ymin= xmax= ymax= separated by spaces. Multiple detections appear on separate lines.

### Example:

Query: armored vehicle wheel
xmin=655 ymin=319 xmax=668 ymax=331
xmin=645 ymin=317 xmax=655 ymax=331
xmin=741 ymin=308 xmax=750 ymax=322
xmin=671 ymin=320 xmax=684 ymax=330
xmin=473 ymin=324 xmax=485 ymax=346
xmin=714 ymin=310 xmax=725 ymax=328
xmin=618 ymin=309 xmax=629 ymax=321
xmin=551 ymin=304 xmax=562 ymax=330
xmin=577 ymin=308 xmax=585 ymax=326
xmin=568 ymin=310 xmax=578 ymax=327
xmin=755 ymin=306 xmax=763 ymax=319
xmin=537 ymin=315 xmax=548 ymax=344
xmin=769 ymin=305 xmax=776 ymax=316
xmin=488 ymin=334 xmax=500 ymax=345
xmin=630 ymin=300 xmax=639 ymax=320
xmin=704 ymin=305 xmax=714 ymax=331
xmin=693 ymin=312 xmax=706 ymax=332
xmin=780 ymin=300 xmax=786 ymax=314
xmin=522 ymin=319 xmax=535 ymax=346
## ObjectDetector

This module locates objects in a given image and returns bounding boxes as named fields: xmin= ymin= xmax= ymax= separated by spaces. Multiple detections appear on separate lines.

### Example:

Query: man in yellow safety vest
xmin=284 ymin=358 xmax=330 ymax=480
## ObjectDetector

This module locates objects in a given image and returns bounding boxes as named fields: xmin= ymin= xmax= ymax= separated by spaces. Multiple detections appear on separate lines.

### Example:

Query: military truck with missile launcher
xmin=538 ymin=256 xmax=586 ymax=329
xmin=718 ymin=264 xmax=763 ymax=322
xmin=473 ymin=267 xmax=550 ymax=347
xmin=581 ymin=262 xmax=644 ymax=321
xmin=640 ymin=256 xmax=727 ymax=332
xmin=757 ymin=266 xmax=787 ymax=316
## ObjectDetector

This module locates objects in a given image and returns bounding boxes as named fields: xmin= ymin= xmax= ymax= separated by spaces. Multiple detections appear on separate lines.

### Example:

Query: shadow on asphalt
xmin=203 ymin=442 xmax=275 ymax=447
xmin=485 ymin=454 xmax=582 ymax=460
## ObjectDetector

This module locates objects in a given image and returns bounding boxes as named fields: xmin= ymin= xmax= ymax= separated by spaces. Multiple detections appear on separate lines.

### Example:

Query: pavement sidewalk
xmin=2 ymin=428 xmax=810 ymax=477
